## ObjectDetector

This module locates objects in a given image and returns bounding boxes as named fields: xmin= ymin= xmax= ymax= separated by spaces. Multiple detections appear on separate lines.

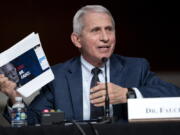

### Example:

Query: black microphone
xmin=101 ymin=57 xmax=110 ymax=120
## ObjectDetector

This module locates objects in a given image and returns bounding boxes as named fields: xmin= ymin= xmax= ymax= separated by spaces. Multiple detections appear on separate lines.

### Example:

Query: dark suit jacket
xmin=25 ymin=54 xmax=180 ymax=125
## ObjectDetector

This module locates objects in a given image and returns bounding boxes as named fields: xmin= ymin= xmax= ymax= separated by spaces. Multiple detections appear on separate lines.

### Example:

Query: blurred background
xmin=0 ymin=0 xmax=179 ymax=71
xmin=0 ymin=0 xmax=180 ymax=125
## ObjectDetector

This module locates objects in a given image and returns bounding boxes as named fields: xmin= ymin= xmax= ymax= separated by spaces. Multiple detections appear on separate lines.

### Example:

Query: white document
xmin=128 ymin=97 xmax=180 ymax=122
xmin=0 ymin=32 xmax=54 ymax=97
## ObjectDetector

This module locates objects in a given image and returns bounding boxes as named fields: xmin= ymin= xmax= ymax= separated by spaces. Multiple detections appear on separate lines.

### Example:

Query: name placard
xmin=128 ymin=97 xmax=180 ymax=122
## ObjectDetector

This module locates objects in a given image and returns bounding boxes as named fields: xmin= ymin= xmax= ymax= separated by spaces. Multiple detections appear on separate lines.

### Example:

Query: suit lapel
xmin=110 ymin=55 xmax=126 ymax=118
xmin=65 ymin=57 xmax=83 ymax=120
xmin=110 ymin=55 xmax=124 ymax=85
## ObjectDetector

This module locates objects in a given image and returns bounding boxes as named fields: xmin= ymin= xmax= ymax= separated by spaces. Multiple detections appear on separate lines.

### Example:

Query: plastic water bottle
xmin=11 ymin=97 xmax=27 ymax=127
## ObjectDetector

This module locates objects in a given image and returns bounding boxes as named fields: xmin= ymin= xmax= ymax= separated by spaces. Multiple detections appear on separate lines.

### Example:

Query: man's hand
xmin=0 ymin=74 xmax=21 ymax=104
xmin=90 ymin=82 xmax=128 ymax=107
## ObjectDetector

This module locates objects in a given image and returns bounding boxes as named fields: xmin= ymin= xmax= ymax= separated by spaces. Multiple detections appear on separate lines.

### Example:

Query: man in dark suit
xmin=0 ymin=5 xmax=180 ymax=125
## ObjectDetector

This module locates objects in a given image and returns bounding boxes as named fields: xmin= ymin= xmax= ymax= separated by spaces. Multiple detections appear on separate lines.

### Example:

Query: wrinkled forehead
xmin=83 ymin=11 xmax=112 ymax=22
xmin=2 ymin=63 xmax=15 ymax=71
xmin=82 ymin=12 xmax=113 ymax=27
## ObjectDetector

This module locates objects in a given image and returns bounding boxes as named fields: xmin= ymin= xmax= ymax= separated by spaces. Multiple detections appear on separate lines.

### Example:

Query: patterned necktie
xmin=90 ymin=67 xmax=104 ymax=119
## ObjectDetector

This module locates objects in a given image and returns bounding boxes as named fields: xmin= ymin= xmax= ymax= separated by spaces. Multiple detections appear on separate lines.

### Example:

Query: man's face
xmin=2 ymin=63 xmax=19 ymax=83
xmin=78 ymin=12 xmax=116 ymax=65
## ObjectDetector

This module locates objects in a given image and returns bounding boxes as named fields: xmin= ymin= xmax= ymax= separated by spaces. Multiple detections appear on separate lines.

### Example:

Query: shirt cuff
xmin=132 ymin=87 xmax=143 ymax=98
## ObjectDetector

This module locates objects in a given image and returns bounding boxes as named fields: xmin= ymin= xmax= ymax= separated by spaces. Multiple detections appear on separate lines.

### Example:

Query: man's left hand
xmin=90 ymin=82 xmax=128 ymax=107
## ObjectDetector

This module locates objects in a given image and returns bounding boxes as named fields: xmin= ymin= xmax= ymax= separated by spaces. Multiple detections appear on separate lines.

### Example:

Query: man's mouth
xmin=98 ymin=45 xmax=111 ymax=49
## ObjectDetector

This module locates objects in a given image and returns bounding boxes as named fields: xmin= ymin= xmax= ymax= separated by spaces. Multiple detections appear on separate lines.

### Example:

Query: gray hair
xmin=73 ymin=5 xmax=115 ymax=35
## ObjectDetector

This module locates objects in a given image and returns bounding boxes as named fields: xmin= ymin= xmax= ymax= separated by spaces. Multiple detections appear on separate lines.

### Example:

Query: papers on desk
xmin=128 ymin=97 xmax=180 ymax=122
xmin=0 ymin=32 xmax=54 ymax=97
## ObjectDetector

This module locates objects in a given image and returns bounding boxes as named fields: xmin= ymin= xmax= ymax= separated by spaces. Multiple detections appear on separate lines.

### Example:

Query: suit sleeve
xmin=137 ymin=59 xmax=180 ymax=97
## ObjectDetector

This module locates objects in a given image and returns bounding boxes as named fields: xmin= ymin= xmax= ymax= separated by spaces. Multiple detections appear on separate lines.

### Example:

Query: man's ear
xmin=71 ymin=32 xmax=82 ymax=48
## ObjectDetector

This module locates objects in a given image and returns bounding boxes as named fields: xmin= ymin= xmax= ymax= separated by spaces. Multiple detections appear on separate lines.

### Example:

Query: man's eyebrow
xmin=105 ymin=25 xmax=114 ymax=29
xmin=91 ymin=26 xmax=101 ymax=32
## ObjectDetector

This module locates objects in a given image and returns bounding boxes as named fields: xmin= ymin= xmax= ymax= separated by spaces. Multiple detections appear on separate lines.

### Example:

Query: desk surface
xmin=1 ymin=122 xmax=180 ymax=135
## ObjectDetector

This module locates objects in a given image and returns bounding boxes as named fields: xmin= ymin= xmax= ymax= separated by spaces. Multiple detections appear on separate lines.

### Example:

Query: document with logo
xmin=0 ymin=32 xmax=54 ymax=97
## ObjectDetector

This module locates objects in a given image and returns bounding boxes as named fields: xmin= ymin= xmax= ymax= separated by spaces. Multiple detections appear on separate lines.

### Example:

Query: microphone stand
xmin=99 ymin=58 xmax=113 ymax=124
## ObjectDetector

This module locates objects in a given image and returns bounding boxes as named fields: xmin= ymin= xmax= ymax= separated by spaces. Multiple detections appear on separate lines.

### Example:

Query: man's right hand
xmin=0 ymin=74 xmax=21 ymax=104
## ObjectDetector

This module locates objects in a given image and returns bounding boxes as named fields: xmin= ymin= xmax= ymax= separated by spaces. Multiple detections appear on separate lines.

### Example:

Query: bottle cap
xmin=15 ymin=96 xmax=23 ymax=102
xmin=42 ymin=109 xmax=49 ymax=113
xmin=50 ymin=109 xmax=55 ymax=112
xmin=56 ymin=109 xmax=62 ymax=112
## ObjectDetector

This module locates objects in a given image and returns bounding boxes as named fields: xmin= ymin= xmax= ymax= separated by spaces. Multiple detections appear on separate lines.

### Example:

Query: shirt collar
xmin=80 ymin=55 xmax=110 ymax=75
xmin=81 ymin=56 xmax=94 ymax=74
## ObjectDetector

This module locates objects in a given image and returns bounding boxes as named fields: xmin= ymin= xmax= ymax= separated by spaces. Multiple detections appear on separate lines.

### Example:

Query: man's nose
xmin=100 ymin=30 xmax=109 ymax=43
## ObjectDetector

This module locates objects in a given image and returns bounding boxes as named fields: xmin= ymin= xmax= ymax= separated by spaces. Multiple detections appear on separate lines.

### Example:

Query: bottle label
xmin=11 ymin=108 xmax=27 ymax=121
